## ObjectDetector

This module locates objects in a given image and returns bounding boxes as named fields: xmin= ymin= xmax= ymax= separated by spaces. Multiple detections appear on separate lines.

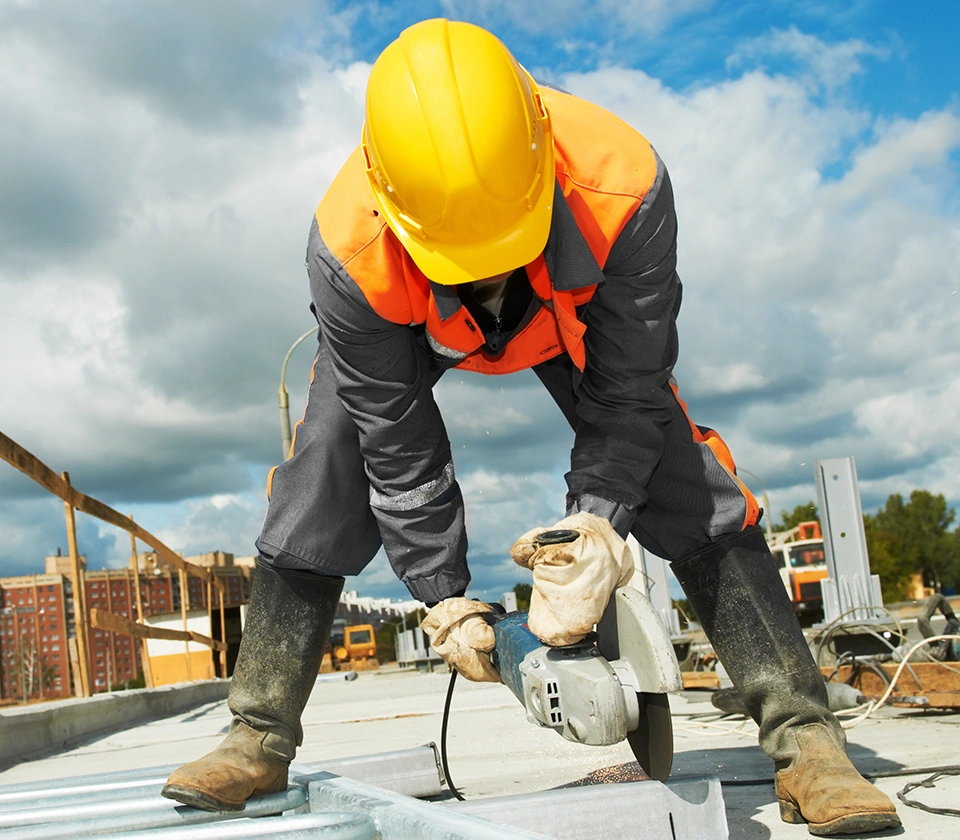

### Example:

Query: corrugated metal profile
xmin=0 ymin=748 xmax=548 ymax=840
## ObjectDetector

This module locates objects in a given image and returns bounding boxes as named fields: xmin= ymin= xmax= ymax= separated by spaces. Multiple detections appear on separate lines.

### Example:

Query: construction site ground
xmin=2 ymin=653 xmax=958 ymax=839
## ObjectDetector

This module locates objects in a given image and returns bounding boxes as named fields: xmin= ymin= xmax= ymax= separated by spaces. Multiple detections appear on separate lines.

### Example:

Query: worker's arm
xmin=307 ymin=220 xmax=469 ymax=604
xmin=565 ymin=155 xmax=682 ymax=537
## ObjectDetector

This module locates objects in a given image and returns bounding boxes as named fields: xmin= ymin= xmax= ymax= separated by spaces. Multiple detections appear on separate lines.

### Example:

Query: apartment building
xmin=0 ymin=551 xmax=251 ymax=703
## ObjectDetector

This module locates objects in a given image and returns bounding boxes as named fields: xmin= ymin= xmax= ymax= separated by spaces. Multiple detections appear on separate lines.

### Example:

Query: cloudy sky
xmin=1 ymin=0 xmax=957 ymax=603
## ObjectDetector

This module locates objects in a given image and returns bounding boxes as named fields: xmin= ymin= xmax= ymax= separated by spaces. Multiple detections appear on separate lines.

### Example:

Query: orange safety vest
xmin=316 ymin=88 xmax=659 ymax=375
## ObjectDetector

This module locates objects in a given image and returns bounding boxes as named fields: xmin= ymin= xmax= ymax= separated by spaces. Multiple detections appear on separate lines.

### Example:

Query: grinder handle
xmin=534 ymin=529 xmax=580 ymax=546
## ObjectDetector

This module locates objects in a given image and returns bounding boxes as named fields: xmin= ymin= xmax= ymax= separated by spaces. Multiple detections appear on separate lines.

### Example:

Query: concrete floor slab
xmin=2 ymin=665 xmax=958 ymax=838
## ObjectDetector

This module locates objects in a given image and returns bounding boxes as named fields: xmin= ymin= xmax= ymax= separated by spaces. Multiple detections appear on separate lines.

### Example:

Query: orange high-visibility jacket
xmin=316 ymin=88 xmax=658 ymax=375
xmin=297 ymin=87 xmax=757 ymax=601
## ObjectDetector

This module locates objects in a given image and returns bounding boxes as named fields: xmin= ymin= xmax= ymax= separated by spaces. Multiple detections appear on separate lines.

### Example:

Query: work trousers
xmin=256 ymin=331 xmax=757 ymax=598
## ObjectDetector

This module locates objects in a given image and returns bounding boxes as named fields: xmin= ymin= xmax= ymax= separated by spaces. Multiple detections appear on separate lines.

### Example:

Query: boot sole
xmin=161 ymin=783 xmax=245 ymax=812
xmin=807 ymin=813 xmax=902 ymax=837
xmin=780 ymin=800 xmax=901 ymax=836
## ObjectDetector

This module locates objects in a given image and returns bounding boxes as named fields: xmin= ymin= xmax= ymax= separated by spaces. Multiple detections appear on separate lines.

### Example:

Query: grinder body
xmin=489 ymin=585 xmax=683 ymax=778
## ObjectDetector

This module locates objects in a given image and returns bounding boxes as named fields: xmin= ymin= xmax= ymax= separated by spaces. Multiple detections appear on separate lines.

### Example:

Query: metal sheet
xmin=303 ymin=745 xmax=442 ymax=799
xmin=0 ymin=744 xmax=441 ymax=813
xmin=304 ymin=771 xmax=554 ymax=839
xmin=450 ymin=775 xmax=729 ymax=840
xmin=88 ymin=812 xmax=377 ymax=839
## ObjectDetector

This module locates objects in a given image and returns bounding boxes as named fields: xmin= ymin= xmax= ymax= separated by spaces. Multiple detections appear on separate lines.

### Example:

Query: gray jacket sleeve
xmin=307 ymin=220 xmax=469 ymax=604
xmin=565 ymin=158 xmax=682 ymax=536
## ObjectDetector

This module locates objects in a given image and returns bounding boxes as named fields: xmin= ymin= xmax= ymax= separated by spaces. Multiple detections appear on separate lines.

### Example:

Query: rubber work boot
xmin=162 ymin=560 xmax=344 ymax=811
xmin=672 ymin=526 xmax=900 ymax=836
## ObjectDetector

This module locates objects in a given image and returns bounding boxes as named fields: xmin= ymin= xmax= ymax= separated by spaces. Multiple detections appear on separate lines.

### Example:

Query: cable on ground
xmin=440 ymin=667 xmax=466 ymax=801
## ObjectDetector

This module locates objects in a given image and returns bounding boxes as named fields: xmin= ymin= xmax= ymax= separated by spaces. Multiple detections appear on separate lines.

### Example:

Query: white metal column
xmin=814 ymin=456 xmax=886 ymax=624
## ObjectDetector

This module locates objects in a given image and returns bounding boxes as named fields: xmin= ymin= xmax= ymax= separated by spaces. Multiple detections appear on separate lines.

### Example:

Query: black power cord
xmin=440 ymin=668 xmax=466 ymax=801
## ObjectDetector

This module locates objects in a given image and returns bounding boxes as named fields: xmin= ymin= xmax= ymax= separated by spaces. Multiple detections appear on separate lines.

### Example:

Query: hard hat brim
xmin=373 ymin=154 xmax=555 ymax=286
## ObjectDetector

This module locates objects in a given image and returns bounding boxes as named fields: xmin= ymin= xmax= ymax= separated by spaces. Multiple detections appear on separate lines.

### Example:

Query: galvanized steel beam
xmin=450 ymin=775 xmax=729 ymax=840
xmin=303 ymin=771 xmax=553 ymax=839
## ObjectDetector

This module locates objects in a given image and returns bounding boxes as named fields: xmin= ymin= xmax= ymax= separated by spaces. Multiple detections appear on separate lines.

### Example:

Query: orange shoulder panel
xmin=543 ymin=89 xmax=659 ymax=267
xmin=315 ymin=147 xmax=430 ymax=326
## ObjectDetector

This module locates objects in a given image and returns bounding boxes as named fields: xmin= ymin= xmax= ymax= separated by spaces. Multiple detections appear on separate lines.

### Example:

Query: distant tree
xmin=772 ymin=501 xmax=819 ymax=532
xmin=513 ymin=582 xmax=532 ymax=611
xmin=864 ymin=491 xmax=960 ymax=601
xmin=375 ymin=627 xmax=397 ymax=663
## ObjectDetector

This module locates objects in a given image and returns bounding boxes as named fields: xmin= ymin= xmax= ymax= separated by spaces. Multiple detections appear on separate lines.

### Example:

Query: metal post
xmin=62 ymin=472 xmax=92 ymax=698
xmin=279 ymin=326 xmax=319 ymax=460
xmin=814 ymin=457 xmax=886 ymax=624
xmin=631 ymin=539 xmax=683 ymax=639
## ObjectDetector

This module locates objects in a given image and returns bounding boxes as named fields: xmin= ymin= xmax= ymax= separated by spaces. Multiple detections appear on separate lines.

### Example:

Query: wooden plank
xmin=0 ymin=431 xmax=223 ymax=589
xmin=823 ymin=661 xmax=960 ymax=703
xmin=90 ymin=608 xmax=227 ymax=652
xmin=63 ymin=472 xmax=92 ymax=697
xmin=823 ymin=662 xmax=960 ymax=694
xmin=682 ymin=671 xmax=721 ymax=689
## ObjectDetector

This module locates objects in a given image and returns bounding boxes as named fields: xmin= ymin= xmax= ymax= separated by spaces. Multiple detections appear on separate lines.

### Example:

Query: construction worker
xmin=163 ymin=19 xmax=900 ymax=835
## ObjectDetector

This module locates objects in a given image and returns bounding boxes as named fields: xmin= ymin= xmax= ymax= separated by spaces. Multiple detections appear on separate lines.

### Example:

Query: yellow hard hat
xmin=362 ymin=19 xmax=554 ymax=286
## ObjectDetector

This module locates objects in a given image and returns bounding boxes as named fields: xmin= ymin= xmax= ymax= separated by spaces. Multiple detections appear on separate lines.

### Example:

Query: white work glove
xmin=421 ymin=598 xmax=501 ymax=683
xmin=511 ymin=511 xmax=634 ymax=647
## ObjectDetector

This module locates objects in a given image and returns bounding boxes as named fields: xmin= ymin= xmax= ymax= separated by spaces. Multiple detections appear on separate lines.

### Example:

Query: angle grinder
xmin=488 ymin=529 xmax=683 ymax=781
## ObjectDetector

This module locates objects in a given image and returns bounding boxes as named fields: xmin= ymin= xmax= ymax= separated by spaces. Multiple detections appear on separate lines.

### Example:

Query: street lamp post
xmin=738 ymin=468 xmax=774 ymax=540
xmin=278 ymin=326 xmax=319 ymax=460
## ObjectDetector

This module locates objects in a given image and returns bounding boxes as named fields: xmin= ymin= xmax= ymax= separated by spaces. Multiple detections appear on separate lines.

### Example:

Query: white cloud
xmin=560 ymin=42 xmax=960 ymax=518
xmin=689 ymin=362 xmax=769 ymax=396
xmin=728 ymin=25 xmax=889 ymax=91
xmin=1 ymin=14 xmax=958 ymax=601
xmin=154 ymin=494 xmax=264 ymax=560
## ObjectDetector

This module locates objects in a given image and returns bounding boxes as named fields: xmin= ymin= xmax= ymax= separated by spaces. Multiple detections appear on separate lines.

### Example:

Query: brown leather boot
xmin=162 ymin=561 xmax=344 ymax=811
xmin=672 ymin=527 xmax=900 ymax=835
xmin=161 ymin=720 xmax=289 ymax=811
xmin=776 ymin=723 xmax=900 ymax=836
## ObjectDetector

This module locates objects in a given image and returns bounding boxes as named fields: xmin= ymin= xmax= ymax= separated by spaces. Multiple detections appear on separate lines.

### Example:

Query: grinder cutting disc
xmin=597 ymin=587 xmax=679 ymax=783
xmin=626 ymin=692 xmax=673 ymax=781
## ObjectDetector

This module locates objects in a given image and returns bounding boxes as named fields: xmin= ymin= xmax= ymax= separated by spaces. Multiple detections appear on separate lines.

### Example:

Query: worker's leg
xmin=639 ymin=386 xmax=898 ymax=835
xmin=163 ymin=561 xmax=343 ymax=810
xmin=535 ymin=361 xmax=899 ymax=835
xmin=255 ymin=333 xmax=384 ymax=578
xmin=164 ymin=334 xmax=443 ymax=810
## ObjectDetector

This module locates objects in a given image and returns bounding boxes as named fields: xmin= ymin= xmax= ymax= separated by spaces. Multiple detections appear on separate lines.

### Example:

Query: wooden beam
xmin=129 ymin=525 xmax=154 ymax=688
xmin=682 ymin=671 xmax=721 ymax=689
xmin=63 ymin=472 xmax=92 ymax=698
xmin=0 ymin=432 xmax=225 ymax=591
xmin=90 ymin=608 xmax=226 ymax=652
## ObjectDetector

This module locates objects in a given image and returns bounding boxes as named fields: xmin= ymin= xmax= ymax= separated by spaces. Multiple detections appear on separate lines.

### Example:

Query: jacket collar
xmin=430 ymin=180 xmax=605 ymax=322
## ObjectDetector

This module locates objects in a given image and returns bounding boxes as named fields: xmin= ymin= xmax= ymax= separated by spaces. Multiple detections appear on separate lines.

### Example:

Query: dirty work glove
xmin=421 ymin=598 xmax=501 ymax=683
xmin=511 ymin=512 xmax=634 ymax=647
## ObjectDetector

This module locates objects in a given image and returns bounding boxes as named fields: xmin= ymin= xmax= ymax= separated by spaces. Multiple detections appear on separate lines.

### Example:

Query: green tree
xmin=513 ymin=582 xmax=532 ymax=611
xmin=864 ymin=490 xmax=960 ymax=601
xmin=772 ymin=501 xmax=819 ymax=532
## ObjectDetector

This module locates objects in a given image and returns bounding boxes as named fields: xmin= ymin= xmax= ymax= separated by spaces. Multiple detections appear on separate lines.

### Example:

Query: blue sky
xmin=0 ymin=0 xmax=958 ymax=603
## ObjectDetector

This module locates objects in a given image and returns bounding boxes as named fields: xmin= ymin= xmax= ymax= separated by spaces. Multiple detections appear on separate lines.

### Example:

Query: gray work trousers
xmin=256 ymin=331 xmax=755 ymax=598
